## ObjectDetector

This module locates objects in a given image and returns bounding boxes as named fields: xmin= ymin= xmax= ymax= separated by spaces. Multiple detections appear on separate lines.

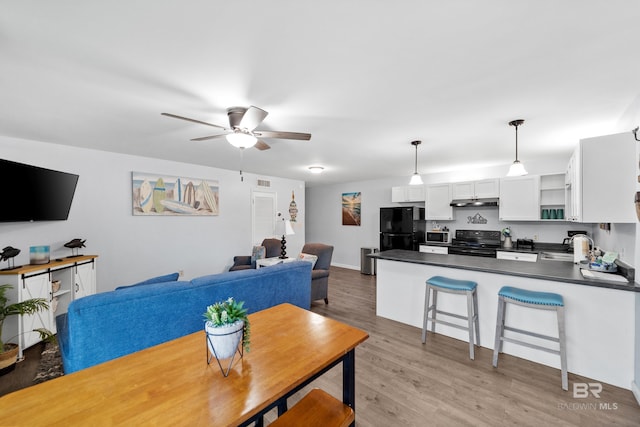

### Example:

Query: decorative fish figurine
xmin=0 ymin=246 xmax=20 ymax=261
xmin=64 ymin=239 xmax=86 ymax=249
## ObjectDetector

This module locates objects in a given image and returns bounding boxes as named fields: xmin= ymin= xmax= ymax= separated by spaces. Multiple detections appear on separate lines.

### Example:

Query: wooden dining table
xmin=0 ymin=303 xmax=369 ymax=426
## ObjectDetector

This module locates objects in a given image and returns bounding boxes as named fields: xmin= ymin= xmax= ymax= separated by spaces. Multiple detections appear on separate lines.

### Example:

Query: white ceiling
xmin=2 ymin=1 xmax=639 ymax=186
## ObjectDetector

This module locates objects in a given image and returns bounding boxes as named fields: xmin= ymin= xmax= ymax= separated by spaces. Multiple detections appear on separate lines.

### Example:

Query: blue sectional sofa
xmin=56 ymin=261 xmax=312 ymax=374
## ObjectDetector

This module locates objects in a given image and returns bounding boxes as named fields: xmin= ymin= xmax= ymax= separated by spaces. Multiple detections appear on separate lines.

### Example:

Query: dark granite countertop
xmin=371 ymin=249 xmax=639 ymax=292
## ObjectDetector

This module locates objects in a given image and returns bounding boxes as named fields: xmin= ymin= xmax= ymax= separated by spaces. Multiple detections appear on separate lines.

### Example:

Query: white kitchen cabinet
xmin=579 ymin=132 xmax=636 ymax=223
xmin=496 ymin=251 xmax=538 ymax=262
xmin=539 ymin=173 xmax=566 ymax=220
xmin=391 ymin=185 xmax=425 ymax=203
xmin=565 ymin=148 xmax=580 ymax=222
xmin=419 ymin=245 xmax=449 ymax=255
xmin=452 ymin=178 xmax=499 ymax=199
xmin=499 ymin=175 xmax=540 ymax=221
xmin=426 ymin=183 xmax=453 ymax=220
xmin=0 ymin=256 xmax=97 ymax=359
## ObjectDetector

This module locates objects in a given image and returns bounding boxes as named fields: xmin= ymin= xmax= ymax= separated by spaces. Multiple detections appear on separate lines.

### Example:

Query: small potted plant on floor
xmin=0 ymin=284 xmax=55 ymax=375
xmin=203 ymin=297 xmax=250 ymax=376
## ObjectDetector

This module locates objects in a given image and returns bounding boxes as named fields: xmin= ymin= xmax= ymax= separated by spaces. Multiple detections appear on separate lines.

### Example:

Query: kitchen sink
xmin=539 ymin=251 xmax=574 ymax=262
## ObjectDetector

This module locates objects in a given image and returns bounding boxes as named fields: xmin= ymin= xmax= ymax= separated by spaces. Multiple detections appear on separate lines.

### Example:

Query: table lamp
xmin=280 ymin=219 xmax=295 ymax=259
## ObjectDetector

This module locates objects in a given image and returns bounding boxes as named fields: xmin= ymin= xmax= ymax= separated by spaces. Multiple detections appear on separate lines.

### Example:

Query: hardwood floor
xmin=0 ymin=342 xmax=43 ymax=397
xmin=272 ymin=266 xmax=640 ymax=426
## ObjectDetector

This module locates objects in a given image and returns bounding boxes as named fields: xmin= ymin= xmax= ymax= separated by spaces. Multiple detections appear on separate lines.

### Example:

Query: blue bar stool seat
xmin=492 ymin=286 xmax=568 ymax=390
xmin=421 ymin=276 xmax=480 ymax=360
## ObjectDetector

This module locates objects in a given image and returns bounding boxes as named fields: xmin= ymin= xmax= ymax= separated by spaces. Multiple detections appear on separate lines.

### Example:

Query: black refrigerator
xmin=379 ymin=207 xmax=426 ymax=251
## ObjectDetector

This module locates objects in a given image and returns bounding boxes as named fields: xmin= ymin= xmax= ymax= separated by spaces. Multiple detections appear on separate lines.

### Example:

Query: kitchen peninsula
xmin=371 ymin=249 xmax=638 ymax=390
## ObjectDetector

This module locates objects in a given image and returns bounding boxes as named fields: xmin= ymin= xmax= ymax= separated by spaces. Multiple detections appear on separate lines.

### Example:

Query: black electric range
xmin=448 ymin=229 xmax=501 ymax=258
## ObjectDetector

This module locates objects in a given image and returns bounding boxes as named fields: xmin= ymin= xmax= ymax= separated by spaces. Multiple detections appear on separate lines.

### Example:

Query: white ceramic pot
xmin=205 ymin=320 xmax=244 ymax=360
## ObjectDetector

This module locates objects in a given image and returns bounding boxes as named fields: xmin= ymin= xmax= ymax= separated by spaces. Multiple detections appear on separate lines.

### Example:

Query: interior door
xmin=252 ymin=190 xmax=277 ymax=245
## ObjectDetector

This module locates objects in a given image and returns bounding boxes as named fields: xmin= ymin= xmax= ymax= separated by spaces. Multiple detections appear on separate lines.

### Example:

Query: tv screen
xmin=1 ymin=159 xmax=79 ymax=222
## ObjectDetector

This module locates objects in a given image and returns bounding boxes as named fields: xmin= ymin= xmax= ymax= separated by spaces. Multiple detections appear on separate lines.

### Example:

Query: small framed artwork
xmin=132 ymin=172 xmax=219 ymax=216
xmin=342 ymin=192 xmax=361 ymax=226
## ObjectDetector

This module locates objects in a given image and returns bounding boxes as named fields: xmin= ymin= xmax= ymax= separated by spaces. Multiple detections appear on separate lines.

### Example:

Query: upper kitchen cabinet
xmin=565 ymin=148 xmax=580 ymax=221
xmin=391 ymin=185 xmax=425 ymax=203
xmin=451 ymin=178 xmax=499 ymax=199
xmin=571 ymin=132 xmax=636 ymax=223
xmin=426 ymin=183 xmax=453 ymax=220
xmin=539 ymin=173 xmax=566 ymax=220
xmin=499 ymin=175 xmax=540 ymax=221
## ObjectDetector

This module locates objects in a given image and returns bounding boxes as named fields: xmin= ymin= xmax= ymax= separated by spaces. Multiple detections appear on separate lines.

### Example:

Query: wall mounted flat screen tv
xmin=1 ymin=159 xmax=79 ymax=222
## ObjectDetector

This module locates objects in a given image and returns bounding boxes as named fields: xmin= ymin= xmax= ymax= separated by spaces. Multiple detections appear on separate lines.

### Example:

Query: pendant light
xmin=409 ymin=140 xmax=423 ymax=185
xmin=506 ymin=119 xmax=528 ymax=177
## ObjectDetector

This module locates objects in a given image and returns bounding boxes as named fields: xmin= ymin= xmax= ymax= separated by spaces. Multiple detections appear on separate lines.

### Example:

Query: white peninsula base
xmin=376 ymin=258 xmax=635 ymax=390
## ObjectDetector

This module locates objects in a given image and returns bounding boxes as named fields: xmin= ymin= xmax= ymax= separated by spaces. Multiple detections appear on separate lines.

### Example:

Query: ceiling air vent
xmin=257 ymin=179 xmax=271 ymax=188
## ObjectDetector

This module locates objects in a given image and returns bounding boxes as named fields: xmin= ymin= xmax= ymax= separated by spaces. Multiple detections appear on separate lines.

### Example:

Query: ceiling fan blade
xmin=161 ymin=113 xmax=228 ymax=130
xmin=255 ymin=139 xmax=271 ymax=150
xmin=254 ymin=130 xmax=311 ymax=141
xmin=190 ymin=134 xmax=228 ymax=142
xmin=239 ymin=106 xmax=268 ymax=131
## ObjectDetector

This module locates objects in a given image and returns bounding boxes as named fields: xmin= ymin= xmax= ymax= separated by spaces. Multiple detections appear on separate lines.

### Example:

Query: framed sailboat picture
xmin=132 ymin=172 xmax=219 ymax=216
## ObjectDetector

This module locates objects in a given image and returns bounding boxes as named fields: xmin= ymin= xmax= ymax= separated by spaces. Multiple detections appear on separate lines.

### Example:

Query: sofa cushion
xmin=115 ymin=272 xmax=180 ymax=290
xmin=297 ymin=253 xmax=318 ymax=269
xmin=251 ymin=245 xmax=266 ymax=263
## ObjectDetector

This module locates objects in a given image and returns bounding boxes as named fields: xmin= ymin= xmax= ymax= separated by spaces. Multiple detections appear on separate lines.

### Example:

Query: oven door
xmin=448 ymin=246 xmax=496 ymax=257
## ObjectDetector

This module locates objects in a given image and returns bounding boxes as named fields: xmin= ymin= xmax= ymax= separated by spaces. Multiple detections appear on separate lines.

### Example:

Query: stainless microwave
xmin=426 ymin=231 xmax=449 ymax=243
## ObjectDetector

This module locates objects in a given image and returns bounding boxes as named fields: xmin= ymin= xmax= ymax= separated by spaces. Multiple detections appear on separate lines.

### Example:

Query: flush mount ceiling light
xmin=225 ymin=131 xmax=258 ymax=149
xmin=409 ymin=140 xmax=423 ymax=185
xmin=308 ymin=166 xmax=324 ymax=174
xmin=506 ymin=119 xmax=528 ymax=177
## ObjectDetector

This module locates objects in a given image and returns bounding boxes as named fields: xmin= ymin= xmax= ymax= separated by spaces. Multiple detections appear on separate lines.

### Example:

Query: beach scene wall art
xmin=132 ymin=172 xmax=219 ymax=216
xmin=342 ymin=192 xmax=361 ymax=226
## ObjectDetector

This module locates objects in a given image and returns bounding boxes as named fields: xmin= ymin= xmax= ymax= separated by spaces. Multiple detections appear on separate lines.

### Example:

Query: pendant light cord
xmin=514 ymin=123 xmax=519 ymax=161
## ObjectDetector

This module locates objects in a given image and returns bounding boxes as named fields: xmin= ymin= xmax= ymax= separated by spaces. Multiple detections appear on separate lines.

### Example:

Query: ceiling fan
xmin=161 ymin=106 xmax=311 ymax=151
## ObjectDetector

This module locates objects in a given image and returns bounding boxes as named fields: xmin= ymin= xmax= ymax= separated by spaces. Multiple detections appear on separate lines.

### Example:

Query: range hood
xmin=450 ymin=197 xmax=500 ymax=207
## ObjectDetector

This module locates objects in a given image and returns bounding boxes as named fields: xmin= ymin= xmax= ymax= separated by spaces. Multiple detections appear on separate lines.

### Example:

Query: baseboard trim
xmin=331 ymin=263 xmax=359 ymax=271
xmin=632 ymin=380 xmax=640 ymax=407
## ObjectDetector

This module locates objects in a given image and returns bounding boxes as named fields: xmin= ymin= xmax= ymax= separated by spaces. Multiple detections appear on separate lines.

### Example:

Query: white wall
xmin=0 ymin=135 xmax=305 ymax=291
xmin=306 ymin=158 xmax=636 ymax=269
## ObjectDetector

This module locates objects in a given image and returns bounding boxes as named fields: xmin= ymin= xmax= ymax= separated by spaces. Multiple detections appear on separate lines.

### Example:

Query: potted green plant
xmin=203 ymin=297 xmax=250 ymax=365
xmin=0 ymin=284 xmax=55 ymax=374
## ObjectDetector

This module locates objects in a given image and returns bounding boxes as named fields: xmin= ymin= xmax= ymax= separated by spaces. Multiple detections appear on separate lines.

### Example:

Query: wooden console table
xmin=0 ymin=303 xmax=369 ymax=426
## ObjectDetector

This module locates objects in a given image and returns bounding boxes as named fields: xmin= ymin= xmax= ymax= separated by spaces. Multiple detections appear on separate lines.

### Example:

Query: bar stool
xmin=421 ymin=276 xmax=480 ymax=360
xmin=492 ymin=286 xmax=568 ymax=390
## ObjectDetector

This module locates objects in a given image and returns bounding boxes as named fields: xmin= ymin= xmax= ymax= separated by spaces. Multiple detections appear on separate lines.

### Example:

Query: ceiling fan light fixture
xmin=226 ymin=132 xmax=257 ymax=149
xmin=409 ymin=140 xmax=423 ymax=186
xmin=506 ymin=119 xmax=528 ymax=177
xmin=308 ymin=166 xmax=324 ymax=174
